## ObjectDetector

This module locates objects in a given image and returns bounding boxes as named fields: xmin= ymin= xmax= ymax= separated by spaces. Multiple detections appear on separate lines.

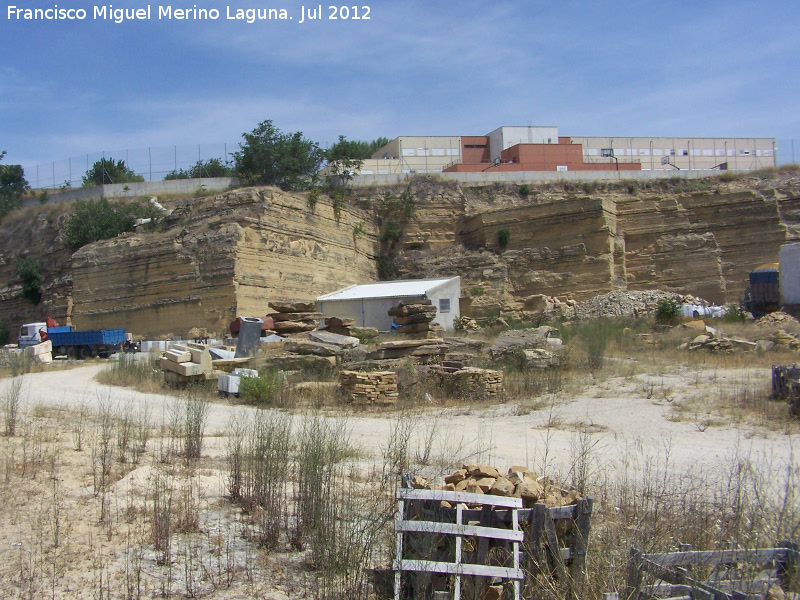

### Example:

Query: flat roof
xmin=317 ymin=277 xmax=459 ymax=302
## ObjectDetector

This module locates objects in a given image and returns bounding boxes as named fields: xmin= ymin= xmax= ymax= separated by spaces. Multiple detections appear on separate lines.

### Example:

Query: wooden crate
xmin=393 ymin=481 xmax=592 ymax=600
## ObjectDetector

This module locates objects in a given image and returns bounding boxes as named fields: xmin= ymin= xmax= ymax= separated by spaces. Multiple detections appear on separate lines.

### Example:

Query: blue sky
xmin=2 ymin=0 xmax=799 ymax=182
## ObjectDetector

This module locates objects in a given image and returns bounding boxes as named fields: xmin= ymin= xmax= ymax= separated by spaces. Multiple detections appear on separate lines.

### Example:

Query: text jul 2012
xmin=6 ymin=5 xmax=372 ymax=24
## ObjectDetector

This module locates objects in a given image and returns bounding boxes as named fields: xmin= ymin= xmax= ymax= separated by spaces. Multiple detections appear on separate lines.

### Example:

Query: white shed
xmin=317 ymin=277 xmax=461 ymax=332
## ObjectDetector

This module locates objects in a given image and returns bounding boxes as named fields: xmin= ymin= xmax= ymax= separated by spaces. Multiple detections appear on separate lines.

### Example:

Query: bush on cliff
xmin=66 ymin=197 xmax=153 ymax=251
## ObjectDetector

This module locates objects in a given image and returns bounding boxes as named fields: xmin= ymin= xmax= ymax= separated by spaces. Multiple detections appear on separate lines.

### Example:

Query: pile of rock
xmin=412 ymin=464 xmax=581 ymax=508
xmin=757 ymin=312 xmax=800 ymax=328
xmin=679 ymin=323 xmax=758 ymax=353
xmin=575 ymin=290 xmax=706 ymax=320
xmin=518 ymin=294 xmax=577 ymax=321
xmin=339 ymin=370 xmax=398 ymax=405
xmin=488 ymin=326 xmax=561 ymax=361
xmin=388 ymin=300 xmax=444 ymax=340
xmin=769 ymin=330 xmax=800 ymax=352
xmin=267 ymin=301 xmax=322 ymax=335
xmin=322 ymin=316 xmax=355 ymax=337
xmin=283 ymin=330 xmax=360 ymax=358
xmin=434 ymin=366 xmax=504 ymax=398
xmin=366 ymin=339 xmax=447 ymax=361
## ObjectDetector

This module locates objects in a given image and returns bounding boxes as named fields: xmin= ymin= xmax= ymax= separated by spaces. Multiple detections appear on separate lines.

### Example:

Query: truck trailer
xmin=18 ymin=323 xmax=127 ymax=358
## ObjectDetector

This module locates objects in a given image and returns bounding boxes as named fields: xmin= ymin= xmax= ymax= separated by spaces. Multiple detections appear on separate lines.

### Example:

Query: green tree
xmin=15 ymin=255 xmax=43 ymax=305
xmin=327 ymin=136 xmax=390 ymax=160
xmin=164 ymin=157 xmax=233 ymax=180
xmin=81 ymin=157 xmax=145 ymax=187
xmin=0 ymin=150 xmax=30 ymax=217
xmin=233 ymin=120 xmax=323 ymax=191
xmin=324 ymin=135 xmax=365 ymax=187
xmin=65 ymin=197 xmax=151 ymax=251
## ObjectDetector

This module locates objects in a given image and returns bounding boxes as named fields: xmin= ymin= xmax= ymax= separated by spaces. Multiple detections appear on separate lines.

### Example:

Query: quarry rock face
xmin=1 ymin=175 xmax=799 ymax=339
xmin=397 ymin=177 xmax=800 ymax=314
xmin=69 ymin=188 xmax=378 ymax=337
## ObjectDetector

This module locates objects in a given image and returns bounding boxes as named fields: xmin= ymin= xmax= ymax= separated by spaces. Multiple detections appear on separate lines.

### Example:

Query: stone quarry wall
xmin=70 ymin=188 xmax=378 ymax=338
xmin=396 ymin=176 xmax=800 ymax=309
xmin=1 ymin=174 xmax=799 ymax=340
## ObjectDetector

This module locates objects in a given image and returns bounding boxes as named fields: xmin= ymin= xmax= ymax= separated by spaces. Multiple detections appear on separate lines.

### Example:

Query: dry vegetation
xmin=0 ymin=316 xmax=798 ymax=599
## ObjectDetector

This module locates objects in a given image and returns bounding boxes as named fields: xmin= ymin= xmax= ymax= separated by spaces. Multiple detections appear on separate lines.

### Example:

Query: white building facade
xmin=317 ymin=277 xmax=461 ymax=332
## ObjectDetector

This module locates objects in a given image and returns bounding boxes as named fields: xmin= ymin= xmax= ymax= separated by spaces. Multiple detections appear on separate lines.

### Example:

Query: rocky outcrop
xmin=70 ymin=188 xmax=378 ymax=337
xmin=397 ymin=176 xmax=800 ymax=313
xmin=2 ymin=174 xmax=799 ymax=340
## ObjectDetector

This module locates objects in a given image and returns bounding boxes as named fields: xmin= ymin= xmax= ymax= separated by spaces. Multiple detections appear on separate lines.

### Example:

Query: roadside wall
xmin=23 ymin=177 xmax=238 ymax=207
xmin=349 ymin=169 xmax=721 ymax=187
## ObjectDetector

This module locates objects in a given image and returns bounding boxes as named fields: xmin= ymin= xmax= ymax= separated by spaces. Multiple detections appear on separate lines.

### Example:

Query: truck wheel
xmin=66 ymin=346 xmax=76 ymax=360
xmin=58 ymin=346 xmax=68 ymax=357
xmin=79 ymin=346 xmax=92 ymax=359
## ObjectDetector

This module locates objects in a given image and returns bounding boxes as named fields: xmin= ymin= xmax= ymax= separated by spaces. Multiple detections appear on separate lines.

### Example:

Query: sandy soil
xmin=0 ymin=361 xmax=796 ymax=599
xmin=11 ymin=361 xmax=797 ymax=477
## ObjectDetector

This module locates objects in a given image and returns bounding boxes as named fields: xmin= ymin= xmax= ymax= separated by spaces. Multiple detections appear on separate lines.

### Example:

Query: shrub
xmin=497 ymin=228 xmax=511 ymax=249
xmin=375 ymin=254 xmax=398 ymax=280
xmin=655 ymin=298 xmax=681 ymax=325
xmin=82 ymin=157 xmax=144 ymax=187
xmin=15 ymin=255 xmax=42 ymax=305
xmin=66 ymin=197 xmax=155 ymax=251
xmin=519 ymin=183 xmax=531 ymax=197
xmin=0 ymin=321 xmax=8 ymax=346
xmin=238 ymin=370 xmax=285 ymax=406
xmin=722 ymin=304 xmax=747 ymax=323
xmin=307 ymin=186 xmax=321 ymax=212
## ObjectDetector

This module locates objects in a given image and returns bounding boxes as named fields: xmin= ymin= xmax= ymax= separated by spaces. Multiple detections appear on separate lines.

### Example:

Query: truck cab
xmin=18 ymin=322 xmax=47 ymax=347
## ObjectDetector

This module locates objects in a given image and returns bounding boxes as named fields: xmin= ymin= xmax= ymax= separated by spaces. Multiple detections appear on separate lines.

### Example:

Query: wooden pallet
xmin=627 ymin=542 xmax=799 ymax=600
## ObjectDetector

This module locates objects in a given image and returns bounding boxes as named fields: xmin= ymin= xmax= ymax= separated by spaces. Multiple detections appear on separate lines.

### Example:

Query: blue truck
xmin=18 ymin=322 xmax=128 ymax=358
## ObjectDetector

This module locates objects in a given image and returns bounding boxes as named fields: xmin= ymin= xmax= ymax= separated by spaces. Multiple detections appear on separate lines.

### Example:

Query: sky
xmin=2 ymin=0 xmax=799 ymax=184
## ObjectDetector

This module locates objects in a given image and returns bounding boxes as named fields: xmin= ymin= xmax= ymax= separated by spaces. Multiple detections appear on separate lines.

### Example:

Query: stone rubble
xmin=416 ymin=463 xmax=582 ymax=509
xmin=575 ymin=290 xmax=706 ymax=320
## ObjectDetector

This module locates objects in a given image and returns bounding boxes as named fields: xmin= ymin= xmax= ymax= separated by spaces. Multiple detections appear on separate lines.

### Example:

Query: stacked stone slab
xmin=366 ymin=339 xmax=447 ymax=361
xmin=339 ymin=370 xmax=398 ymax=405
xmin=432 ymin=366 xmax=504 ymax=397
xmin=160 ymin=342 xmax=213 ymax=380
xmin=388 ymin=299 xmax=444 ymax=340
xmin=267 ymin=301 xmax=322 ymax=335
xmin=322 ymin=316 xmax=355 ymax=337
xmin=25 ymin=340 xmax=53 ymax=364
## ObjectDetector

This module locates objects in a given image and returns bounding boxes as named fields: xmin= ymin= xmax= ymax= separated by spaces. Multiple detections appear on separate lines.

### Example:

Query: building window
xmin=439 ymin=298 xmax=451 ymax=314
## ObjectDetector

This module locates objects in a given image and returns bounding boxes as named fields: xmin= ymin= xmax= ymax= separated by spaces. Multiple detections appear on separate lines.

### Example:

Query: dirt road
xmin=6 ymin=362 xmax=797 ymax=482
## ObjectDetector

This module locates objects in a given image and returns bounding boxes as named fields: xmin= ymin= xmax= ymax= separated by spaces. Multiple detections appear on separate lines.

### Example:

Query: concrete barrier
xmin=349 ymin=169 xmax=723 ymax=187
xmin=23 ymin=177 xmax=239 ymax=208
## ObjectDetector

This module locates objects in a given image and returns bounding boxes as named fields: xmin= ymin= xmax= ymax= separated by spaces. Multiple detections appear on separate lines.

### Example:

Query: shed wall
xmin=780 ymin=243 xmax=800 ymax=305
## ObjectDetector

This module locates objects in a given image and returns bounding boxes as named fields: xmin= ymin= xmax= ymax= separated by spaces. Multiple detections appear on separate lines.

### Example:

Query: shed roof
xmin=317 ymin=277 xmax=459 ymax=302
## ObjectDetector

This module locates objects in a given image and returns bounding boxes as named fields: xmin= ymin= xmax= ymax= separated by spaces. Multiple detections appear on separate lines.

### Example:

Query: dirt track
xmin=7 ymin=361 xmax=798 ymax=481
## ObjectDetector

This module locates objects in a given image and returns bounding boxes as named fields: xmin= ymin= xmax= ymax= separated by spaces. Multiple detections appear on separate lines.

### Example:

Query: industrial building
xmin=317 ymin=277 xmax=461 ymax=332
xmin=348 ymin=125 xmax=775 ymax=175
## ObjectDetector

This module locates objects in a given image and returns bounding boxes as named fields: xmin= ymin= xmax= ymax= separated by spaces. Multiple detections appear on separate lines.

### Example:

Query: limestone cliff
xmin=69 ymin=188 xmax=379 ymax=337
xmin=0 ymin=188 xmax=378 ymax=339
xmin=392 ymin=172 xmax=800 ymax=313
xmin=1 ymin=172 xmax=798 ymax=339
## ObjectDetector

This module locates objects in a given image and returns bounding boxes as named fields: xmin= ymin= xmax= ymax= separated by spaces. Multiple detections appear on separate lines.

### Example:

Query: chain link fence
xmin=23 ymin=142 xmax=239 ymax=190
xmin=18 ymin=138 xmax=800 ymax=191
